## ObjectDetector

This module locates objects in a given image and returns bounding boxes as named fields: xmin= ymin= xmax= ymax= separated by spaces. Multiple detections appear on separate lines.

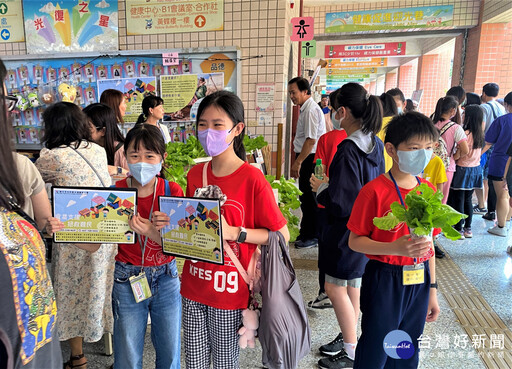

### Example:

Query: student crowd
xmin=288 ymin=76 xmax=512 ymax=369
xmin=1 ymin=50 xmax=512 ymax=369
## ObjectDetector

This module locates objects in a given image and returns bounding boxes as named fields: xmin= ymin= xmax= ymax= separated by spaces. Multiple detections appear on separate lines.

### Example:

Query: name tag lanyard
xmin=128 ymin=177 xmax=158 ymax=303
xmin=388 ymin=171 xmax=421 ymax=265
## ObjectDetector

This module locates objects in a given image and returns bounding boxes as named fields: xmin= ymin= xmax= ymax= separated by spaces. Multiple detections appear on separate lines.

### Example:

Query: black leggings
xmin=447 ymin=188 xmax=474 ymax=230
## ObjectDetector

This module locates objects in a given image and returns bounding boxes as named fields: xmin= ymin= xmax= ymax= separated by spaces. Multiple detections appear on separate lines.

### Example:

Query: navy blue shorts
xmin=354 ymin=260 xmax=431 ymax=369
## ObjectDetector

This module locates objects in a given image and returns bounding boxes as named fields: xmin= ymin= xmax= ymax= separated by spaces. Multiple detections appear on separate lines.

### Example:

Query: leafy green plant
xmin=164 ymin=136 xmax=206 ymax=191
xmin=266 ymin=175 xmax=302 ymax=242
xmin=244 ymin=135 xmax=268 ymax=153
xmin=373 ymin=183 xmax=467 ymax=240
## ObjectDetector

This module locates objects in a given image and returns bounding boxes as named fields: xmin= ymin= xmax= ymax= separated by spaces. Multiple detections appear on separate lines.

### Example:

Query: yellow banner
xmin=126 ymin=0 xmax=223 ymax=35
xmin=0 ymin=0 xmax=24 ymax=42
xmin=325 ymin=67 xmax=377 ymax=75
xmin=327 ymin=58 xmax=387 ymax=68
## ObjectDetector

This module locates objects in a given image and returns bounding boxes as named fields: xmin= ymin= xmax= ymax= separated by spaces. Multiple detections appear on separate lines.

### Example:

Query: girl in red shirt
xmin=181 ymin=91 xmax=289 ymax=368
xmin=113 ymin=124 xmax=183 ymax=369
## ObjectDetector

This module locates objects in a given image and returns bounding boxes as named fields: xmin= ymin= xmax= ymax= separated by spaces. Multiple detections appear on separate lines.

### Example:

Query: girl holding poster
xmin=180 ymin=91 xmax=289 ymax=368
xmin=113 ymin=124 xmax=183 ymax=369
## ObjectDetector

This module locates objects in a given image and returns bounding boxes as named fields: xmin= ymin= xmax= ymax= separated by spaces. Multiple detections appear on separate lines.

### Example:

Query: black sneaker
xmin=319 ymin=332 xmax=344 ymax=356
xmin=295 ymin=238 xmax=318 ymax=249
xmin=473 ymin=205 xmax=487 ymax=214
xmin=434 ymin=245 xmax=445 ymax=259
xmin=318 ymin=349 xmax=354 ymax=369
xmin=308 ymin=292 xmax=333 ymax=309
xmin=482 ymin=212 xmax=496 ymax=221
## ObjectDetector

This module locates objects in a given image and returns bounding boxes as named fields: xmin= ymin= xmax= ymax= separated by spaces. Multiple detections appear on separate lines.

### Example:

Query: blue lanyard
xmin=388 ymin=171 xmax=421 ymax=207
xmin=388 ymin=171 xmax=421 ymax=264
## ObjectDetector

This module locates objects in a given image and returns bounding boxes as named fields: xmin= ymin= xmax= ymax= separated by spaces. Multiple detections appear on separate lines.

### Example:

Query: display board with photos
xmin=5 ymin=48 xmax=239 ymax=150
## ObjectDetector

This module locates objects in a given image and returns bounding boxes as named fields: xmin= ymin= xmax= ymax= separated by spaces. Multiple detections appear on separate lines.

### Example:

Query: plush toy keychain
xmin=27 ymin=91 xmax=41 ymax=108
xmin=58 ymin=83 xmax=77 ymax=103
xmin=238 ymin=308 xmax=260 ymax=349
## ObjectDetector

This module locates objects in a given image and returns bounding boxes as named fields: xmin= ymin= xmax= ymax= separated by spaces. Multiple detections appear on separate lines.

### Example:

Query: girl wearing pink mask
xmin=180 ymin=91 xmax=290 ymax=368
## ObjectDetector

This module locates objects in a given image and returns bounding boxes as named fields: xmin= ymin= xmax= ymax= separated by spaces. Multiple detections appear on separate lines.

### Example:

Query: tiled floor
xmin=61 ymin=214 xmax=512 ymax=368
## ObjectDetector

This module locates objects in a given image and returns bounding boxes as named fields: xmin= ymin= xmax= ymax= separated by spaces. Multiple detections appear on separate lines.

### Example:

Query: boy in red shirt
xmin=348 ymin=112 xmax=441 ymax=368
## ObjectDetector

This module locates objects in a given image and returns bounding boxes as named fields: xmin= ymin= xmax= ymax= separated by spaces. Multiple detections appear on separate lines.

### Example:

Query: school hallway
xmin=61 ymin=213 xmax=511 ymax=369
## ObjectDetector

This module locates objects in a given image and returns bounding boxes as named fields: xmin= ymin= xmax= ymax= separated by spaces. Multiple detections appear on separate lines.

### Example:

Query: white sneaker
xmin=488 ymin=225 xmax=508 ymax=237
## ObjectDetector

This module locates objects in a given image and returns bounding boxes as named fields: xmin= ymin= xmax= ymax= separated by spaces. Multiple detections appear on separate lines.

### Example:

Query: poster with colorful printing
xmin=255 ymin=83 xmax=275 ymax=112
xmin=52 ymin=187 xmax=137 ymax=244
xmin=325 ymin=5 xmax=454 ymax=33
xmin=326 ymin=58 xmax=387 ymax=69
xmin=126 ymin=0 xmax=223 ymax=35
xmin=23 ymin=0 xmax=119 ymax=54
xmin=97 ymin=77 xmax=157 ymax=123
xmin=160 ymin=72 xmax=224 ymax=121
xmin=160 ymin=196 xmax=224 ymax=265
xmin=0 ymin=0 xmax=25 ymax=42
xmin=325 ymin=42 xmax=406 ymax=58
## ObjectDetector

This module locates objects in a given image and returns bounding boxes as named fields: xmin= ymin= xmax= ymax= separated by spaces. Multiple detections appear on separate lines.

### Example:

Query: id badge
xmin=129 ymin=272 xmax=152 ymax=303
xmin=402 ymin=263 xmax=425 ymax=286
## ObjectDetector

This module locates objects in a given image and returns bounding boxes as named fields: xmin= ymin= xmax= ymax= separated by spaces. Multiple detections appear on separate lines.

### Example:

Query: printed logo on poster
xmin=383 ymin=330 xmax=415 ymax=360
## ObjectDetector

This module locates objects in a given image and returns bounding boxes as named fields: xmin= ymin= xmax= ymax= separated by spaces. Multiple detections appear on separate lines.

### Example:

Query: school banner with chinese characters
xmin=52 ymin=187 xmax=137 ymax=244
xmin=126 ymin=0 xmax=223 ymax=35
xmin=160 ymin=196 xmax=224 ymax=265
xmin=327 ymin=74 xmax=370 ymax=80
xmin=325 ymin=5 xmax=454 ymax=33
xmin=327 ymin=58 xmax=387 ymax=69
xmin=325 ymin=42 xmax=406 ymax=58
xmin=97 ymin=77 xmax=157 ymax=123
xmin=23 ymin=0 xmax=119 ymax=54
xmin=0 ymin=0 xmax=24 ymax=43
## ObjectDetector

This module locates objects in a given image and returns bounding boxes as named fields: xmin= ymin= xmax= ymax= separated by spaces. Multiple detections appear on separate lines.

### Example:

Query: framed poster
xmin=52 ymin=187 xmax=137 ymax=244
xmin=159 ymin=196 xmax=223 ymax=265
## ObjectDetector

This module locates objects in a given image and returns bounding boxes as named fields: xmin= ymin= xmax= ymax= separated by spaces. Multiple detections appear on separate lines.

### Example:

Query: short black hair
xmin=387 ymin=88 xmax=405 ymax=103
xmin=483 ymin=83 xmax=499 ymax=97
xmin=465 ymin=92 xmax=481 ymax=105
xmin=42 ymin=102 xmax=91 ymax=150
xmin=288 ymin=76 xmax=311 ymax=95
xmin=504 ymin=92 xmax=512 ymax=106
xmin=384 ymin=111 xmax=439 ymax=148
xmin=446 ymin=86 xmax=466 ymax=105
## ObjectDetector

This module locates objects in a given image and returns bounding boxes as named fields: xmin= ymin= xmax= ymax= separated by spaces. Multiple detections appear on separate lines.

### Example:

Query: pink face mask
xmin=198 ymin=128 xmax=233 ymax=157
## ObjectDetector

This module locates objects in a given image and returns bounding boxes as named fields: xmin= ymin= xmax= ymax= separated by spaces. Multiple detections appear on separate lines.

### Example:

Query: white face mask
xmin=396 ymin=149 xmax=432 ymax=176
xmin=331 ymin=110 xmax=342 ymax=130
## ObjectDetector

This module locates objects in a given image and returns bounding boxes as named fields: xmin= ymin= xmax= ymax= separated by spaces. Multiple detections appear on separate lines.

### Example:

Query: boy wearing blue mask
xmin=347 ymin=112 xmax=441 ymax=369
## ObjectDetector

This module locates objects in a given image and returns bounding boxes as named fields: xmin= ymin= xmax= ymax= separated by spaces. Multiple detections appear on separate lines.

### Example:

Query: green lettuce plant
xmin=164 ymin=136 xmax=206 ymax=191
xmin=265 ymin=175 xmax=302 ymax=242
xmin=373 ymin=183 xmax=467 ymax=240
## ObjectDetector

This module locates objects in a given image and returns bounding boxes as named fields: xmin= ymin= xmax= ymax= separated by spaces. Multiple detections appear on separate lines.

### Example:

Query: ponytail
xmin=336 ymin=83 xmax=382 ymax=135
xmin=136 ymin=113 xmax=146 ymax=124
xmin=362 ymin=95 xmax=383 ymax=135
xmin=432 ymin=95 xmax=458 ymax=124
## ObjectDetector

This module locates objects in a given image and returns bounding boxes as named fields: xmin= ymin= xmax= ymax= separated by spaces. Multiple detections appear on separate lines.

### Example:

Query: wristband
xmin=236 ymin=226 xmax=247 ymax=243
xmin=430 ymin=282 xmax=438 ymax=289
xmin=117 ymin=166 xmax=123 ymax=175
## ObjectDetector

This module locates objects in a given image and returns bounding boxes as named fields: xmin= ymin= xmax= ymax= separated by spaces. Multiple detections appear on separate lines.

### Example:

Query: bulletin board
xmin=3 ymin=47 xmax=241 ymax=150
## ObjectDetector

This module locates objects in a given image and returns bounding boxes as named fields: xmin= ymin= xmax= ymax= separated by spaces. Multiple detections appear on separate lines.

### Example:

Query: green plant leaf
xmin=373 ymin=213 xmax=401 ymax=230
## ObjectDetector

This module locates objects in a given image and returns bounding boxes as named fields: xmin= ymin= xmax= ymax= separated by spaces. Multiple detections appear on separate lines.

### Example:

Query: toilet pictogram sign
xmin=290 ymin=17 xmax=314 ymax=42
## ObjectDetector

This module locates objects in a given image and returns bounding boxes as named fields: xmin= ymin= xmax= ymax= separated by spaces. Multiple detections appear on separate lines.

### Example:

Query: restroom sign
xmin=302 ymin=40 xmax=316 ymax=58
xmin=290 ymin=17 xmax=314 ymax=41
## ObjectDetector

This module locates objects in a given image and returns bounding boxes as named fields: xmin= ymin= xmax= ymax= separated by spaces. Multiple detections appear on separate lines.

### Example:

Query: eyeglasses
xmin=5 ymin=95 xmax=18 ymax=112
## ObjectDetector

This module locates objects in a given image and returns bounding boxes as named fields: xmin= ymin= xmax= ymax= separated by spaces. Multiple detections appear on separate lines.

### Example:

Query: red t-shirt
xmin=181 ymin=162 xmax=287 ymax=310
xmin=314 ymin=130 xmax=347 ymax=209
xmin=116 ymin=177 xmax=184 ymax=266
xmin=314 ymin=129 xmax=348 ymax=177
xmin=347 ymin=174 xmax=435 ymax=266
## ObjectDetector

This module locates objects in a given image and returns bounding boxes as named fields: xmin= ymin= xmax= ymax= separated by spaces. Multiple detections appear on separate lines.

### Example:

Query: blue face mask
xmin=331 ymin=111 xmax=342 ymax=130
xmin=396 ymin=149 xmax=432 ymax=176
xmin=397 ymin=107 xmax=403 ymax=115
xmin=128 ymin=162 xmax=162 ymax=186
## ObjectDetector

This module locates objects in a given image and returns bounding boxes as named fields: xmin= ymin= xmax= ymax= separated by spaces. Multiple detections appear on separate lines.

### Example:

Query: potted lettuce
xmin=373 ymin=183 xmax=467 ymax=240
